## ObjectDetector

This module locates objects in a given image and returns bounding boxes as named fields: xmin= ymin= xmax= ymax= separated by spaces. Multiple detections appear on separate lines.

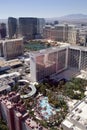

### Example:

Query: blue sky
xmin=0 ymin=0 xmax=87 ymax=18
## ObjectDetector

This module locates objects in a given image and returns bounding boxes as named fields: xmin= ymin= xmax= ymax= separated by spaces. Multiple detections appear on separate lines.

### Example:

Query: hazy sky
xmin=0 ymin=0 xmax=87 ymax=18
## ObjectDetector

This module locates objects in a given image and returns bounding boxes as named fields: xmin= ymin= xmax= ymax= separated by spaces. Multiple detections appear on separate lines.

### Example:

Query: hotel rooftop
xmin=62 ymin=96 xmax=87 ymax=130
xmin=30 ymin=43 xmax=70 ymax=56
xmin=0 ymin=38 xmax=23 ymax=43
xmin=30 ymin=43 xmax=87 ymax=57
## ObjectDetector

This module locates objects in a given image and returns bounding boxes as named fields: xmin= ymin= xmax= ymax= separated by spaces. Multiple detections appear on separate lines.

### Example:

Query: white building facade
xmin=0 ymin=38 xmax=24 ymax=60
xmin=30 ymin=45 xmax=87 ymax=82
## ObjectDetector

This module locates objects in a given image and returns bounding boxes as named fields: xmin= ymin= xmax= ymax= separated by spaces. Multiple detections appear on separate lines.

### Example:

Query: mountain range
xmin=0 ymin=19 xmax=8 ymax=24
xmin=45 ymin=14 xmax=87 ymax=23
xmin=0 ymin=14 xmax=87 ymax=24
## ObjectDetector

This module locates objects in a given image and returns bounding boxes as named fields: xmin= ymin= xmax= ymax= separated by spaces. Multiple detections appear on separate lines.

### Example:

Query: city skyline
xmin=0 ymin=0 xmax=87 ymax=18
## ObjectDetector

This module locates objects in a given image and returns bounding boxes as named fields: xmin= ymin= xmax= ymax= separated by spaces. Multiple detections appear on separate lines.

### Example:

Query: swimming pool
xmin=39 ymin=97 xmax=59 ymax=120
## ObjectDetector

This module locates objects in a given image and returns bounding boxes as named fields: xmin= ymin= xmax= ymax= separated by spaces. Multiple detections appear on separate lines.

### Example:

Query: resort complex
xmin=1 ymin=17 xmax=87 ymax=130
xmin=1 ymin=39 xmax=87 ymax=130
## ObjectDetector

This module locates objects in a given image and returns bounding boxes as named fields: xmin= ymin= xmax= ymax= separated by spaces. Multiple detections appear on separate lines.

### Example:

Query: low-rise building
xmin=0 ymin=58 xmax=22 ymax=72
xmin=0 ymin=72 xmax=20 ymax=92
xmin=62 ymin=96 xmax=87 ymax=130
xmin=0 ymin=38 xmax=24 ymax=60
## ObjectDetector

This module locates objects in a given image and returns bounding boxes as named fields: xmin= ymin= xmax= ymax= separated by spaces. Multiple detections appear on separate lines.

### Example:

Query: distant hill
xmin=59 ymin=14 xmax=87 ymax=20
xmin=45 ymin=14 xmax=87 ymax=23
xmin=0 ymin=19 xmax=8 ymax=24
xmin=0 ymin=14 xmax=87 ymax=24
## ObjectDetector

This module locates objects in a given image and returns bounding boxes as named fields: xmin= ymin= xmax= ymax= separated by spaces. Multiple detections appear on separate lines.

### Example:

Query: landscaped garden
xmin=7 ymin=77 xmax=87 ymax=130
xmin=0 ymin=118 xmax=9 ymax=130
xmin=64 ymin=78 xmax=87 ymax=100
xmin=19 ymin=84 xmax=31 ymax=95
xmin=24 ymin=40 xmax=51 ymax=51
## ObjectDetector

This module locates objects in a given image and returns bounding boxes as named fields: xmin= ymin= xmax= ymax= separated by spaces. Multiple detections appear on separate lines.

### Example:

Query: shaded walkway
xmin=18 ymin=80 xmax=36 ymax=98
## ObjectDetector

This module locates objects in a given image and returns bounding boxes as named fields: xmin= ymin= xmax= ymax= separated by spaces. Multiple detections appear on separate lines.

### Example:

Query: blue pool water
xmin=39 ymin=97 xmax=59 ymax=120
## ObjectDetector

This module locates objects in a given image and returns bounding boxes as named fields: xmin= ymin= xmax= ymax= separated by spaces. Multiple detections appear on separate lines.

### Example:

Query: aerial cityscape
xmin=1 ymin=0 xmax=87 ymax=130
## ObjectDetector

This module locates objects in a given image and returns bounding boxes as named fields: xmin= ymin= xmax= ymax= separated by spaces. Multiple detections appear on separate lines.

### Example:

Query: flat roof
xmin=69 ymin=45 xmax=87 ymax=51
xmin=30 ymin=44 xmax=87 ymax=57
xmin=7 ymin=59 xmax=22 ymax=67
xmin=63 ymin=97 xmax=87 ymax=129
xmin=0 ymin=85 xmax=11 ymax=92
xmin=71 ymin=98 xmax=87 ymax=122
xmin=0 ymin=72 xmax=20 ymax=79
xmin=0 ymin=60 xmax=9 ymax=67
xmin=30 ymin=44 xmax=69 ymax=57
xmin=44 ymin=24 xmax=76 ymax=28
xmin=0 ymin=59 xmax=22 ymax=68
xmin=62 ymin=119 xmax=73 ymax=128
xmin=0 ymin=38 xmax=23 ymax=43
xmin=62 ymin=119 xmax=82 ymax=130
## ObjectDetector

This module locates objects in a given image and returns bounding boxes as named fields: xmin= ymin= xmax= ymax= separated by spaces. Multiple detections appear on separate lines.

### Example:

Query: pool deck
xmin=35 ymin=96 xmax=59 ymax=120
